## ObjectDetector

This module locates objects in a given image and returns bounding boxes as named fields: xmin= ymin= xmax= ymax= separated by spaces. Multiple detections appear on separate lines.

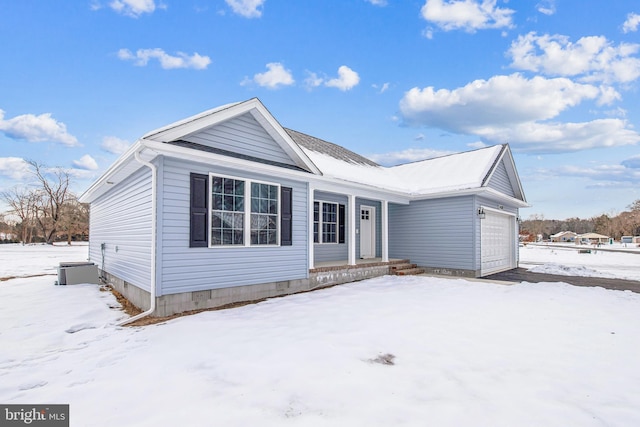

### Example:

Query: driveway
xmin=481 ymin=268 xmax=640 ymax=294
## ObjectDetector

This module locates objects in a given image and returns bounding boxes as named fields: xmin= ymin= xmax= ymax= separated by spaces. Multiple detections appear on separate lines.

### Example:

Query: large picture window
xmin=209 ymin=174 xmax=280 ymax=247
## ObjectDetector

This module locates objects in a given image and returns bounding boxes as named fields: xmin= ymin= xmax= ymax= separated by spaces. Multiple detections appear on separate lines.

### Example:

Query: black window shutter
xmin=281 ymin=186 xmax=293 ymax=246
xmin=190 ymin=173 xmax=208 ymax=247
xmin=338 ymin=204 xmax=346 ymax=244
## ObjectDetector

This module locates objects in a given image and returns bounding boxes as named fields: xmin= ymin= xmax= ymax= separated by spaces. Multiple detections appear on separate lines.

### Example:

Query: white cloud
xmin=249 ymin=63 xmax=295 ymax=89
xmin=0 ymin=157 xmax=31 ymax=180
xmin=367 ymin=148 xmax=453 ymax=165
xmin=366 ymin=0 xmax=388 ymax=6
xmin=400 ymin=73 xmax=600 ymax=130
xmin=325 ymin=66 xmax=360 ymax=91
xmin=109 ymin=0 xmax=157 ymax=17
xmin=372 ymin=82 xmax=391 ymax=93
xmin=553 ymin=161 xmax=640 ymax=184
xmin=536 ymin=0 xmax=555 ymax=15
xmin=508 ymin=32 xmax=640 ymax=84
xmin=398 ymin=74 xmax=640 ymax=153
xmin=420 ymin=0 xmax=515 ymax=33
xmin=101 ymin=136 xmax=131 ymax=154
xmin=0 ymin=109 xmax=79 ymax=147
xmin=118 ymin=48 xmax=211 ymax=70
xmin=304 ymin=71 xmax=324 ymax=90
xmin=72 ymin=155 xmax=99 ymax=171
xmin=474 ymin=119 xmax=640 ymax=153
xmin=623 ymin=12 xmax=640 ymax=33
xmin=225 ymin=0 xmax=265 ymax=18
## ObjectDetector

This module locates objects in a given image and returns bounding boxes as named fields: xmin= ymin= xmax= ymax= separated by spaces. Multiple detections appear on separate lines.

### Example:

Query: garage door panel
xmin=481 ymin=211 xmax=515 ymax=275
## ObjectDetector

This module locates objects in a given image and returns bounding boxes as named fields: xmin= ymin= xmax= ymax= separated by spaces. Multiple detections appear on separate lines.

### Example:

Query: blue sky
xmin=1 ymin=0 xmax=639 ymax=220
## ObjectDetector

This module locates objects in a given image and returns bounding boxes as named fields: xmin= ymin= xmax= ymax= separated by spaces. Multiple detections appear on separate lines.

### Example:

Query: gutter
xmin=117 ymin=148 xmax=157 ymax=326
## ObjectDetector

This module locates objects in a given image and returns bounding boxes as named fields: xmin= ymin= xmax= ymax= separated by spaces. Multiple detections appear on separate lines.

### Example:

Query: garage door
xmin=481 ymin=210 xmax=516 ymax=276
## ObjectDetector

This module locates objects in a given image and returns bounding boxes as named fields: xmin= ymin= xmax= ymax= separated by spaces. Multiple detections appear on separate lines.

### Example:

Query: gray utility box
xmin=57 ymin=262 xmax=100 ymax=285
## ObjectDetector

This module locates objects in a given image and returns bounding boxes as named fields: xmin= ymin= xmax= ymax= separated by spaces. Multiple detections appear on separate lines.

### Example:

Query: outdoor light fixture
xmin=478 ymin=207 xmax=486 ymax=219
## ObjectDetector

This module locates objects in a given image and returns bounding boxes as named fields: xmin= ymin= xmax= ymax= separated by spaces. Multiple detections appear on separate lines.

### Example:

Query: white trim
xmin=308 ymin=185 xmax=315 ymax=270
xmin=80 ymin=140 xmax=413 ymax=205
xmin=381 ymin=200 xmax=389 ymax=262
xmin=348 ymin=194 xmax=356 ymax=265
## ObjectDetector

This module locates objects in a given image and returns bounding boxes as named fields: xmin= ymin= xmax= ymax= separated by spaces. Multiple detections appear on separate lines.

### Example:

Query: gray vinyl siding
xmin=389 ymin=196 xmax=476 ymax=270
xmin=182 ymin=113 xmax=296 ymax=167
xmin=313 ymin=191 xmax=349 ymax=263
xmin=87 ymin=166 xmax=153 ymax=292
xmin=487 ymin=160 xmax=515 ymax=197
xmin=157 ymin=157 xmax=308 ymax=295
xmin=356 ymin=198 xmax=381 ymax=258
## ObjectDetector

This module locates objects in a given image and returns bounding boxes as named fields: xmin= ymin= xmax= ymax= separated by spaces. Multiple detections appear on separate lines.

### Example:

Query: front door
xmin=360 ymin=206 xmax=376 ymax=259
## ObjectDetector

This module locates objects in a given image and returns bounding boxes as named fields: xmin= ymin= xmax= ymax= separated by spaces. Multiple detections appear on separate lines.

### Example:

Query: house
xmin=550 ymin=231 xmax=577 ymax=242
xmin=79 ymin=98 xmax=528 ymax=319
xmin=576 ymin=233 xmax=610 ymax=245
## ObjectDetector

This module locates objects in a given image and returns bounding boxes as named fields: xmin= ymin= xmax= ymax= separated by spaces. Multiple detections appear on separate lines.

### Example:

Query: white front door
xmin=360 ymin=206 xmax=376 ymax=259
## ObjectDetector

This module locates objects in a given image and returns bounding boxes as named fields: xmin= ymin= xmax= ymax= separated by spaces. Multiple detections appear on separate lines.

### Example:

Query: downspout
xmin=117 ymin=147 xmax=157 ymax=326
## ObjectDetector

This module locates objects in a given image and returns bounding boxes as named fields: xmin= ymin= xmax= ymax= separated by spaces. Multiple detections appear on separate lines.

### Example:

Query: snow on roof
xmin=389 ymin=145 xmax=504 ymax=194
xmin=298 ymin=141 xmax=505 ymax=195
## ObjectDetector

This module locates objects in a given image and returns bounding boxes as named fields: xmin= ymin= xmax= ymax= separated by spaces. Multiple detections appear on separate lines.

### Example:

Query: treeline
xmin=521 ymin=200 xmax=640 ymax=241
xmin=0 ymin=161 xmax=89 ymax=244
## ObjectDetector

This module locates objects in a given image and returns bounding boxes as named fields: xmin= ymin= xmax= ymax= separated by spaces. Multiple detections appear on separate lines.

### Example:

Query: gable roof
xmin=143 ymin=98 xmax=321 ymax=175
xmin=80 ymin=98 xmax=527 ymax=206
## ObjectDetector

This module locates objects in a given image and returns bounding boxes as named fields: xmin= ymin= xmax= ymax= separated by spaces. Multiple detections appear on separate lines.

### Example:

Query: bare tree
xmin=29 ymin=161 xmax=71 ymax=244
xmin=0 ymin=186 xmax=38 ymax=244
xmin=58 ymin=195 xmax=89 ymax=244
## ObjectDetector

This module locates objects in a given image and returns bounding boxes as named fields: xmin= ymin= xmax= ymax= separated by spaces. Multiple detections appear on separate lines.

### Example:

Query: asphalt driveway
xmin=481 ymin=268 xmax=640 ymax=294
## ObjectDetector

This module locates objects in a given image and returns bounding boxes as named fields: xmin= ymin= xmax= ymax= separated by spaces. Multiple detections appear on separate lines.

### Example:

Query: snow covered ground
xmin=2 ymin=243 xmax=640 ymax=426
xmin=520 ymin=243 xmax=640 ymax=281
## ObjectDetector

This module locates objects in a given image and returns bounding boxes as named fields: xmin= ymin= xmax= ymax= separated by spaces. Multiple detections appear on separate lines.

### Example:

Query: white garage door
xmin=481 ymin=210 xmax=516 ymax=276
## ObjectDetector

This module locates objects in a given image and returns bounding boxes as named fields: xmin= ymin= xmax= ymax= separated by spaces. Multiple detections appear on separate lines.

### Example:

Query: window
xmin=209 ymin=175 xmax=280 ymax=247
xmin=250 ymin=182 xmax=278 ymax=245
xmin=314 ymin=201 xmax=345 ymax=244
xmin=322 ymin=202 xmax=338 ymax=243
xmin=190 ymin=173 xmax=292 ymax=248
xmin=211 ymin=176 xmax=245 ymax=246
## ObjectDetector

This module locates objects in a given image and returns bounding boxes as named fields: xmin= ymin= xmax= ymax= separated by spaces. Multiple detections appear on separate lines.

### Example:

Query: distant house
xmin=79 ymin=98 xmax=528 ymax=318
xmin=550 ymin=231 xmax=577 ymax=242
xmin=576 ymin=233 xmax=610 ymax=245
xmin=622 ymin=236 xmax=640 ymax=244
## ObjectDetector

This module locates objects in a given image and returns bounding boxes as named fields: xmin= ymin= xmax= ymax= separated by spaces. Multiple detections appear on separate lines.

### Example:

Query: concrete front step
xmin=391 ymin=261 xmax=425 ymax=276
xmin=394 ymin=267 xmax=426 ymax=276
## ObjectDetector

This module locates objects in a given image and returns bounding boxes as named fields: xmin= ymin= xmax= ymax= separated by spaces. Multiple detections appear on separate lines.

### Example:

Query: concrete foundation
xmin=101 ymin=260 xmax=407 ymax=318
xmin=420 ymin=266 xmax=479 ymax=278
